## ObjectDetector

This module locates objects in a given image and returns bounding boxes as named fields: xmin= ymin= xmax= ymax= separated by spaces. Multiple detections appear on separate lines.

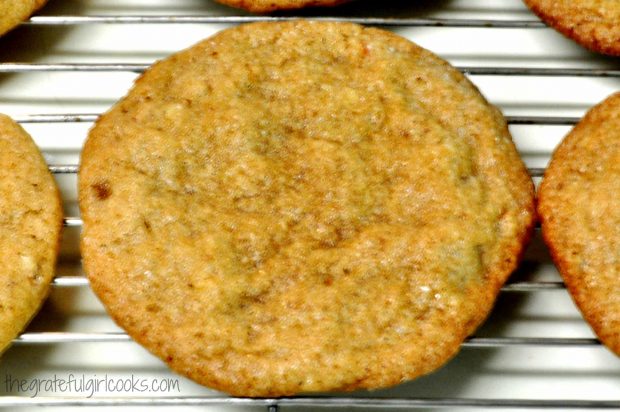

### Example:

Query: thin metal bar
xmin=506 ymin=115 xmax=578 ymax=125
xmin=53 ymin=277 xmax=89 ymax=287
xmin=529 ymin=168 xmax=544 ymax=177
xmin=50 ymin=276 xmax=565 ymax=291
xmin=12 ymin=332 xmax=600 ymax=347
xmin=13 ymin=332 xmax=131 ymax=344
xmin=501 ymin=281 xmax=565 ymax=291
xmin=20 ymin=113 xmax=579 ymax=125
xmin=25 ymin=15 xmax=547 ymax=28
xmin=48 ymin=164 xmax=545 ymax=177
xmin=16 ymin=113 xmax=99 ymax=123
xmin=460 ymin=67 xmax=620 ymax=77
xmin=465 ymin=337 xmax=601 ymax=347
xmin=63 ymin=217 xmax=83 ymax=227
xmin=268 ymin=405 xmax=279 ymax=412
xmin=2 ymin=63 xmax=619 ymax=77
xmin=1 ymin=396 xmax=619 ymax=408
xmin=0 ymin=63 xmax=148 ymax=73
xmin=49 ymin=165 xmax=79 ymax=174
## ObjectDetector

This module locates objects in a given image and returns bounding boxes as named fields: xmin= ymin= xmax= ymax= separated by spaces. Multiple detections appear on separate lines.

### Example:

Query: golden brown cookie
xmin=214 ymin=0 xmax=350 ymax=13
xmin=523 ymin=0 xmax=620 ymax=56
xmin=79 ymin=21 xmax=535 ymax=397
xmin=0 ymin=114 xmax=63 ymax=355
xmin=0 ymin=0 xmax=48 ymax=37
xmin=538 ymin=92 xmax=620 ymax=356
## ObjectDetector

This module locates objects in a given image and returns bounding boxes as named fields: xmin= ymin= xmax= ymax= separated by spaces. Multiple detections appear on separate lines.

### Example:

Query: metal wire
xmin=15 ymin=113 xmax=581 ymax=125
xmin=2 ymin=62 xmax=619 ymax=77
xmin=25 ymin=15 xmax=548 ymax=28
xmin=2 ymin=396 xmax=620 ymax=409
xmin=49 ymin=276 xmax=567 ymax=292
xmin=50 ymin=165 xmax=545 ymax=177
xmin=52 ymin=277 xmax=90 ymax=287
xmin=11 ymin=332 xmax=600 ymax=347
xmin=13 ymin=332 xmax=132 ymax=344
xmin=49 ymin=165 xmax=79 ymax=174
xmin=62 ymin=217 xmax=82 ymax=227
xmin=0 ymin=396 xmax=614 ymax=409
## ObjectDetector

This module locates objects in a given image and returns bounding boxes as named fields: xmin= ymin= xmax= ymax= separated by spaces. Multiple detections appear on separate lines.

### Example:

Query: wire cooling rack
xmin=0 ymin=0 xmax=619 ymax=410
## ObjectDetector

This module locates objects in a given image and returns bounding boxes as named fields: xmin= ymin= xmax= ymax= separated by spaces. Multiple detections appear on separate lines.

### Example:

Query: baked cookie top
xmin=214 ymin=0 xmax=350 ymax=13
xmin=80 ymin=21 xmax=535 ymax=396
xmin=0 ymin=0 xmax=47 ymax=37
xmin=523 ymin=0 xmax=620 ymax=55
xmin=538 ymin=92 xmax=620 ymax=356
xmin=0 ymin=114 xmax=63 ymax=355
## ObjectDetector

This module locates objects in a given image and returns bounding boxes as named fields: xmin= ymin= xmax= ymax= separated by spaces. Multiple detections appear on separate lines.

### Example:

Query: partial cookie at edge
xmin=0 ymin=113 xmax=63 ymax=355
xmin=538 ymin=92 xmax=620 ymax=356
xmin=0 ymin=1 xmax=48 ymax=37
xmin=523 ymin=0 xmax=620 ymax=56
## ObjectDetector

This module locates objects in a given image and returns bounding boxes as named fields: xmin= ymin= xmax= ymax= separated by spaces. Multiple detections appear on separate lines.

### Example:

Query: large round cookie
xmin=523 ymin=0 xmax=620 ymax=56
xmin=538 ymin=92 xmax=620 ymax=356
xmin=0 ymin=114 xmax=63 ymax=355
xmin=0 ymin=1 xmax=48 ymax=37
xmin=214 ymin=0 xmax=350 ymax=12
xmin=80 ymin=21 xmax=535 ymax=396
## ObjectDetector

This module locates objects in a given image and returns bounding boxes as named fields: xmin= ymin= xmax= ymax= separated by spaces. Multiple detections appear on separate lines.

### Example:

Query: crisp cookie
xmin=79 ymin=21 xmax=535 ymax=396
xmin=538 ymin=92 xmax=620 ymax=356
xmin=0 ymin=1 xmax=48 ymax=37
xmin=214 ymin=0 xmax=350 ymax=12
xmin=523 ymin=0 xmax=620 ymax=56
xmin=0 ymin=114 xmax=63 ymax=355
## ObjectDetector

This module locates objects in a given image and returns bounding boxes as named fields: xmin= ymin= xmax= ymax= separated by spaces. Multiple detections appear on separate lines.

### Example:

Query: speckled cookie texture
xmin=523 ymin=0 xmax=620 ymax=55
xmin=0 ymin=0 xmax=47 ymax=37
xmin=0 ymin=114 xmax=63 ymax=355
xmin=79 ymin=21 xmax=535 ymax=397
xmin=215 ymin=0 xmax=350 ymax=13
xmin=538 ymin=92 xmax=620 ymax=356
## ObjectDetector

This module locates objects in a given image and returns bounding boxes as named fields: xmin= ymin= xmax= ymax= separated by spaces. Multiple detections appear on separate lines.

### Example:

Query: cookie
xmin=0 ymin=1 xmax=48 ymax=37
xmin=523 ymin=0 xmax=620 ymax=56
xmin=79 ymin=21 xmax=535 ymax=396
xmin=0 ymin=114 xmax=63 ymax=355
xmin=538 ymin=92 xmax=620 ymax=355
xmin=214 ymin=0 xmax=350 ymax=13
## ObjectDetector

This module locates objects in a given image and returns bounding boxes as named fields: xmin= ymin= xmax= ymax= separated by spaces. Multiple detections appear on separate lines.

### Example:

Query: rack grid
xmin=1 ymin=0 xmax=619 ymax=410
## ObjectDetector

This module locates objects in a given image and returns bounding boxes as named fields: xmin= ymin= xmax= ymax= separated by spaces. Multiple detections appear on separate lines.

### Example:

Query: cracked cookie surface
xmin=80 ymin=21 xmax=535 ymax=396
xmin=0 ymin=114 xmax=63 ymax=355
